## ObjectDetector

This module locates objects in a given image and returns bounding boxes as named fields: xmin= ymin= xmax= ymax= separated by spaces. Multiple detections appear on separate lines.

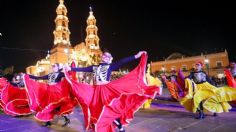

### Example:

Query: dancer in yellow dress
xmin=180 ymin=60 xmax=236 ymax=119
xmin=142 ymin=64 xmax=162 ymax=108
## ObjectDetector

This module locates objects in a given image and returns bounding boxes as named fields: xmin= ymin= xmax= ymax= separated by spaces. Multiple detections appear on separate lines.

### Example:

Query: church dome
xmin=166 ymin=52 xmax=185 ymax=60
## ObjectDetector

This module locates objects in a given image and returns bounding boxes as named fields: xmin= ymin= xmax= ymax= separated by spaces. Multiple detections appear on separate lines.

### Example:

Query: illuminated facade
xmin=75 ymin=6 xmax=102 ymax=67
xmin=26 ymin=0 xmax=102 ymax=75
xmin=151 ymin=50 xmax=229 ymax=78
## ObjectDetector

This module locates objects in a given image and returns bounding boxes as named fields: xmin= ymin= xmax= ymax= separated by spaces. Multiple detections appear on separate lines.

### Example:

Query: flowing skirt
xmin=23 ymin=76 xmax=78 ymax=121
xmin=224 ymin=69 xmax=236 ymax=88
xmin=0 ymin=77 xmax=8 ymax=109
xmin=180 ymin=78 xmax=236 ymax=113
xmin=65 ymin=53 xmax=161 ymax=132
xmin=165 ymin=81 xmax=180 ymax=100
xmin=1 ymin=83 xmax=31 ymax=116
xmin=142 ymin=72 xmax=162 ymax=108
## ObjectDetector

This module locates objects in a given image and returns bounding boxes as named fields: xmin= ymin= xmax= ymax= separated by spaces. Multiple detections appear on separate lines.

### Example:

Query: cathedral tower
xmin=85 ymin=7 xmax=102 ymax=64
xmin=53 ymin=0 xmax=71 ymax=46
xmin=50 ymin=0 xmax=72 ymax=64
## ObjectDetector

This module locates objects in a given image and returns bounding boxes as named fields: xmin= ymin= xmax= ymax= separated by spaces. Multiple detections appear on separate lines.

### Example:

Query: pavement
xmin=1 ymin=88 xmax=236 ymax=132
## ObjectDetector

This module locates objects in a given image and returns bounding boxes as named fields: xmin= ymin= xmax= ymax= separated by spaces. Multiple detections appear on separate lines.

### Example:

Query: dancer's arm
xmin=185 ymin=72 xmax=194 ymax=79
xmin=29 ymin=74 xmax=48 ymax=80
xmin=111 ymin=51 xmax=146 ymax=70
xmin=205 ymin=72 xmax=215 ymax=85
xmin=71 ymin=66 xmax=93 ymax=72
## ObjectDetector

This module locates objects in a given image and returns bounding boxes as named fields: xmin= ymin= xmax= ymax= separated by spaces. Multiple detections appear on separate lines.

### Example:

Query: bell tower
xmin=85 ymin=7 xmax=102 ymax=64
xmin=50 ymin=0 xmax=72 ymax=64
xmin=53 ymin=0 xmax=71 ymax=46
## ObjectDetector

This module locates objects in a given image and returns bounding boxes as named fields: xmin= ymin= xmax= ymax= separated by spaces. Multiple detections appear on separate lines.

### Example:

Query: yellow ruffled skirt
xmin=142 ymin=99 xmax=152 ymax=108
xmin=142 ymin=69 xmax=162 ymax=109
xmin=180 ymin=78 xmax=236 ymax=113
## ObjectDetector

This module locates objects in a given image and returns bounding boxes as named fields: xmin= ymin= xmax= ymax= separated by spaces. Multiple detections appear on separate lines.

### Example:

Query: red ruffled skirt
xmin=0 ymin=78 xmax=8 ymax=109
xmin=224 ymin=69 xmax=236 ymax=88
xmin=1 ymin=82 xmax=31 ymax=116
xmin=0 ymin=77 xmax=7 ymax=90
xmin=65 ymin=54 xmax=161 ymax=132
xmin=224 ymin=69 xmax=236 ymax=105
xmin=23 ymin=76 xmax=78 ymax=121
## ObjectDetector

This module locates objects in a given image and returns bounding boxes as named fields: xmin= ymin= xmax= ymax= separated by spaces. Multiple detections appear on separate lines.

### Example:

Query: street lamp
xmin=204 ymin=59 xmax=210 ymax=75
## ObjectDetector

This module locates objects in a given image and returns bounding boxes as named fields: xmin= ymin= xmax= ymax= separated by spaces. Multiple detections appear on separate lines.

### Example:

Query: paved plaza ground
xmin=1 ymin=88 xmax=236 ymax=132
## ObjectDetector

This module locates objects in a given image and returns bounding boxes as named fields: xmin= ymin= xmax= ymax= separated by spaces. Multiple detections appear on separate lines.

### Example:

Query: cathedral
xmin=26 ymin=0 xmax=102 ymax=75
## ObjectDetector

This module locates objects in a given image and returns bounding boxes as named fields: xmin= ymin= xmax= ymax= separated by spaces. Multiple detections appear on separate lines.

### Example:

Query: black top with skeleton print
xmin=187 ymin=71 xmax=214 ymax=84
xmin=10 ymin=80 xmax=25 ymax=87
xmin=71 ymin=56 xmax=135 ymax=82
xmin=29 ymin=72 xmax=65 ymax=84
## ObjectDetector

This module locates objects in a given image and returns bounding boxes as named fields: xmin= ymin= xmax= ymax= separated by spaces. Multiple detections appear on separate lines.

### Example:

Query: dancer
xmin=229 ymin=62 xmax=236 ymax=78
xmin=24 ymin=63 xmax=77 ymax=127
xmin=65 ymin=51 xmax=161 ymax=132
xmin=162 ymin=70 xmax=185 ymax=101
xmin=0 ymin=73 xmax=32 ymax=116
xmin=180 ymin=60 xmax=236 ymax=119
xmin=142 ymin=64 xmax=162 ymax=109
xmin=0 ymin=77 xmax=8 ymax=109
xmin=224 ymin=62 xmax=236 ymax=88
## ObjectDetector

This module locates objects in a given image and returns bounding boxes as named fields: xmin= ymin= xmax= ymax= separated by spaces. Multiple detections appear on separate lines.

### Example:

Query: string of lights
xmin=0 ymin=46 xmax=48 ymax=53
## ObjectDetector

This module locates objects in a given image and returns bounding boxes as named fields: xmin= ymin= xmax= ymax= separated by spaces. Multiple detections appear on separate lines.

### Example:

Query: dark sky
xmin=0 ymin=0 xmax=235 ymax=72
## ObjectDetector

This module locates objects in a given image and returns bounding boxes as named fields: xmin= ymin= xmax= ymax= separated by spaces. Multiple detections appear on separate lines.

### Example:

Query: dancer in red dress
xmin=1 ymin=73 xmax=32 ymax=116
xmin=65 ymin=51 xmax=161 ymax=132
xmin=224 ymin=62 xmax=236 ymax=88
xmin=0 ymin=77 xmax=8 ymax=109
xmin=23 ymin=63 xmax=77 ymax=127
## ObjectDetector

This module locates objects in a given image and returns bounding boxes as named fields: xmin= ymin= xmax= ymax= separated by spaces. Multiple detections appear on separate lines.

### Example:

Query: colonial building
xmin=26 ymin=0 xmax=102 ymax=75
xmin=151 ymin=50 xmax=229 ymax=78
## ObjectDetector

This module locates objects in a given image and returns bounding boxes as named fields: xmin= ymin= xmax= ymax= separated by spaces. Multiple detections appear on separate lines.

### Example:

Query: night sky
xmin=0 ymin=0 xmax=235 ymax=72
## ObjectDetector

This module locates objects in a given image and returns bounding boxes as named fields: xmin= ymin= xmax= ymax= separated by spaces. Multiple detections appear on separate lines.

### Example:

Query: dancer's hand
xmin=19 ymin=73 xmax=25 ymax=76
xmin=135 ymin=51 xmax=147 ymax=59
xmin=161 ymin=75 xmax=167 ymax=80
xmin=64 ymin=65 xmax=71 ymax=71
